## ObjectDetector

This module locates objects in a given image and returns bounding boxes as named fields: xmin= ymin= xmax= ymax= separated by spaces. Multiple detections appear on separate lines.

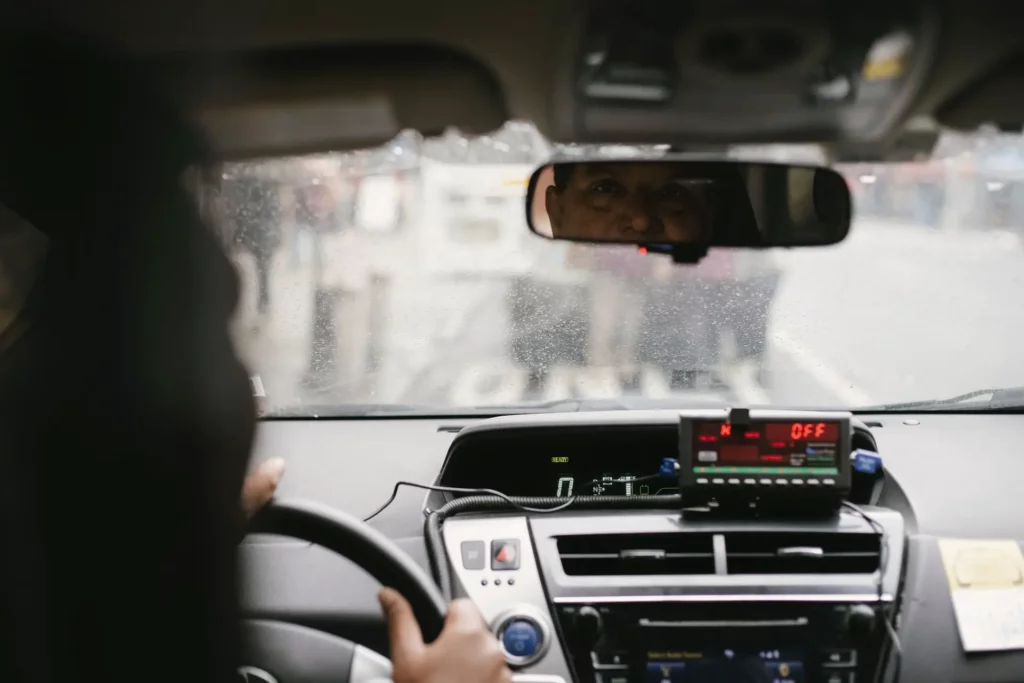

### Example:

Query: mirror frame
xmin=523 ymin=155 xmax=853 ymax=249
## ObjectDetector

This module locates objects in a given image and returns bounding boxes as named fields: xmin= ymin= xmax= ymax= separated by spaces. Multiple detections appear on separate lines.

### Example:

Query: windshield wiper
xmin=873 ymin=386 xmax=1024 ymax=411
xmin=471 ymin=397 xmax=630 ymax=412
xmin=262 ymin=403 xmax=451 ymax=418
xmin=261 ymin=395 xmax=731 ymax=418
xmin=261 ymin=401 xmax=596 ymax=418
xmin=263 ymin=399 xmax=622 ymax=418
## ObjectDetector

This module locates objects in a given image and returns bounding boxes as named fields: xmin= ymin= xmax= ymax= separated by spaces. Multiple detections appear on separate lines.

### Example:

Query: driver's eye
xmin=589 ymin=179 xmax=621 ymax=195
xmin=659 ymin=183 xmax=693 ymax=200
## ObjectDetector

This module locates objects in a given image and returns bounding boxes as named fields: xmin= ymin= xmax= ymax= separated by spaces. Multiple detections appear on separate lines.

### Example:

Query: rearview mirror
xmin=526 ymin=160 xmax=851 ymax=248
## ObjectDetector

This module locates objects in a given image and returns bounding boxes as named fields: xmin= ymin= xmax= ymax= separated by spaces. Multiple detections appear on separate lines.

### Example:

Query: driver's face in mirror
xmin=543 ymin=162 xmax=714 ymax=242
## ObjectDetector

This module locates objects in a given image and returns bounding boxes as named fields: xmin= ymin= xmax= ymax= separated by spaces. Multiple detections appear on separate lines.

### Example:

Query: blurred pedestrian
xmin=225 ymin=174 xmax=282 ymax=316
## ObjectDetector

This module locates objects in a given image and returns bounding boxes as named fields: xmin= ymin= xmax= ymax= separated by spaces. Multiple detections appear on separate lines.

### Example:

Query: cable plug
xmin=660 ymin=457 xmax=680 ymax=479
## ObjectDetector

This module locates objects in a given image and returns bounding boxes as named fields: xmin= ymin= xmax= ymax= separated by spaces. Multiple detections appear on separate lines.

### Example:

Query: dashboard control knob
xmin=501 ymin=620 xmax=540 ymax=658
xmin=573 ymin=606 xmax=604 ymax=648
xmin=843 ymin=603 xmax=878 ymax=641
xmin=491 ymin=605 xmax=553 ymax=668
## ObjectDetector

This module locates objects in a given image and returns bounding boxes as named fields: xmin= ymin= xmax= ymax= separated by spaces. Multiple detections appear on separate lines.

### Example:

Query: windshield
xmin=216 ymin=124 xmax=1024 ymax=416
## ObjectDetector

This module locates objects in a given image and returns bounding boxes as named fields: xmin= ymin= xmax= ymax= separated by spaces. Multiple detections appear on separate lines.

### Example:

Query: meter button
xmin=759 ymin=478 xmax=773 ymax=485
xmin=696 ymin=478 xmax=709 ymax=484
xmin=743 ymin=478 xmax=756 ymax=485
xmin=727 ymin=478 xmax=740 ymax=485
xmin=712 ymin=478 xmax=725 ymax=484
xmin=807 ymin=479 xmax=820 ymax=485
xmin=823 ymin=478 xmax=836 ymax=486
xmin=791 ymin=479 xmax=804 ymax=485
xmin=775 ymin=479 xmax=789 ymax=485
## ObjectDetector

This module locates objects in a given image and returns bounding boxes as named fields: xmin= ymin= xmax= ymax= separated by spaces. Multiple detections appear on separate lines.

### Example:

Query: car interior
xmin=4 ymin=1 xmax=1024 ymax=683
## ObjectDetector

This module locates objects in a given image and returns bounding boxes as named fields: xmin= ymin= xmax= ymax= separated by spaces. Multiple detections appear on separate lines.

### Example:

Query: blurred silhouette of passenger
xmin=0 ymin=33 xmax=515 ymax=683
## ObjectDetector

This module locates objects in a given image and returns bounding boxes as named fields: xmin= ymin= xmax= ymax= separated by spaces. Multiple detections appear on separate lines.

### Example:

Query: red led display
xmin=691 ymin=418 xmax=843 ymax=474
xmin=718 ymin=445 xmax=760 ymax=464
xmin=695 ymin=421 xmax=840 ymax=443
xmin=765 ymin=422 xmax=839 ymax=442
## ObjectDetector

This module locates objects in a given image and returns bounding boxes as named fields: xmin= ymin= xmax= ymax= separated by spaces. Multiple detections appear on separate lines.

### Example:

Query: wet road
xmin=233 ymin=220 xmax=1024 ymax=414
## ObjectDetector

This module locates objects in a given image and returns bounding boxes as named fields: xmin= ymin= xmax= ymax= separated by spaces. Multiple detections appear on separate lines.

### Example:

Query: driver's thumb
xmin=379 ymin=588 xmax=424 ymax=658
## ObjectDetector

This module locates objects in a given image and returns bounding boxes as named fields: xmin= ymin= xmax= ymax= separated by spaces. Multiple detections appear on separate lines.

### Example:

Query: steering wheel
xmin=242 ymin=498 xmax=448 ymax=683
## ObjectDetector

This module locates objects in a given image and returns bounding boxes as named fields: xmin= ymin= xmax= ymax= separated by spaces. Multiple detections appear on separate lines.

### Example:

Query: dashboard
xmin=438 ymin=417 xmax=850 ymax=500
xmin=241 ymin=411 xmax=1024 ymax=683
xmin=437 ymin=411 xmax=874 ymax=510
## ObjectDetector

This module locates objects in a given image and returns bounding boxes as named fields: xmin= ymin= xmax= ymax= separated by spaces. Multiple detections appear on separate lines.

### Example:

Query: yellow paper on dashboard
xmin=938 ymin=539 xmax=1024 ymax=652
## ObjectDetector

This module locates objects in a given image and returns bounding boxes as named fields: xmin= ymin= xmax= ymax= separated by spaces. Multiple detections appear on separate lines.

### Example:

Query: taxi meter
xmin=678 ymin=408 xmax=853 ymax=512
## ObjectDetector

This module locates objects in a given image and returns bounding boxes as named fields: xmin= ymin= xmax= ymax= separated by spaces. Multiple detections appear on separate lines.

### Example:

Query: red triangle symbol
xmin=496 ymin=546 xmax=510 ymax=562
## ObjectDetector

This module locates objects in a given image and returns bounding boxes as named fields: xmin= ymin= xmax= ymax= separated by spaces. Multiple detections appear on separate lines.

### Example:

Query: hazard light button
xmin=491 ymin=539 xmax=521 ymax=570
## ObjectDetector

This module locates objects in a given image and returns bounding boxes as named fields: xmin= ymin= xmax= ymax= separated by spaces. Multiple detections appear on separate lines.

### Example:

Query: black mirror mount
xmin=640 ymin=242 xmax=710 ymax=265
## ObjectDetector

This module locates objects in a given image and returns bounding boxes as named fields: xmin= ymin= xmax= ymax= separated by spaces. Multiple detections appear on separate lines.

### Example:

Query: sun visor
xmin=199 ymin=97 xmax=401 ymax=158
xmin=176 ymin=46 xmax=507 ymax=159
xmin=937 ymin=51 xmax=1024 ymax=132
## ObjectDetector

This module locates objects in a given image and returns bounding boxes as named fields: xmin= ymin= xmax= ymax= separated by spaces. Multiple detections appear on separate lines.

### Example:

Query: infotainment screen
xmin=690 ymin=420 xmax=842 ymax=478
xmin=646 ymin=649 xmax=805 ymax=683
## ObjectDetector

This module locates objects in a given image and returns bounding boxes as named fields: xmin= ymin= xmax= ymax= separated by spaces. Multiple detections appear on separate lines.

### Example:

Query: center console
xmin=557 ymin=600 xmax=879 ymax=683
xmin=432 ymin=409 xmax=902 ymax=683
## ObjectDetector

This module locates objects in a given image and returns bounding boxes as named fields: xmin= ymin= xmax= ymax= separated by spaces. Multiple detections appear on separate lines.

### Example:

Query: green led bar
xmin=694 ymin=466 xmax=839 ymax=475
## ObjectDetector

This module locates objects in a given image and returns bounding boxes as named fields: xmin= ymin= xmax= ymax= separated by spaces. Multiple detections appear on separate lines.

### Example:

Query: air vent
xmin=557 ymin=533 xmax=715 ymax=576
xmin=724 ymin=532 xmax=880 ymax=575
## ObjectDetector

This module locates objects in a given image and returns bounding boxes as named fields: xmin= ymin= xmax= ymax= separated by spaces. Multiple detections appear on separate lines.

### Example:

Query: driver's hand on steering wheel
xmin=240 ymin=461 xmax=509 ymax=683
xmin=380 ymin=587 xmax=511 ymax=683
xmin=241 ymin=458 xmax=286 ymax=519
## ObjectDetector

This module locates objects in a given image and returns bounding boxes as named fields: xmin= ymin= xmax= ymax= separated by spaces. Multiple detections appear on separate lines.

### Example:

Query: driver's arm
xmin=239 ymin=459 xmax=512 ymax=683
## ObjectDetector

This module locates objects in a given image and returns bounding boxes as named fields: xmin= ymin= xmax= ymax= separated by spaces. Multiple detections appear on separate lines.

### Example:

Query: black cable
xmin=363 ymin=482 xmax=575 ymax=522
xmin=840 ymin=502 xmax=887 ymax=601
xmin=363 ymin=472 xmax=668 ymax=523
xmin=361 ymin=468 xmax=676 ymax=595
xmin=882 ymin=618 xmax=903 ymax=683
xmin=842 ymin=501 xmax=902 ymax=683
